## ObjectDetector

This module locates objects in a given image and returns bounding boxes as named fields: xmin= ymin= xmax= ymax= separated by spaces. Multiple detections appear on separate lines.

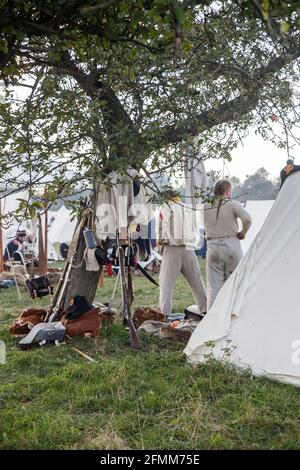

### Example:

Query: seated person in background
xmin=204 ymin=179 xmax=252 ymax=311
xmin=60 ymin=242 xmax=69 ymax=260
xmin=3 ymin=228 xmax=27 ymax=264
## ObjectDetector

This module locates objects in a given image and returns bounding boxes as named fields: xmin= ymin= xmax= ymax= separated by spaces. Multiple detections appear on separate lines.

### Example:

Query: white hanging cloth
xmin=95 ymin=167 xmax=150 ymax=241
xmin=184 ymin=140 xmax=212 ymax=210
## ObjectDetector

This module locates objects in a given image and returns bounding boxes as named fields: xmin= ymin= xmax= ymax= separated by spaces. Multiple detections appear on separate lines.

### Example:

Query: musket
xmin=126 ymin=246 xmax=134 ymax=305
xmin=117 ymin=237 xmax=142 ymax=350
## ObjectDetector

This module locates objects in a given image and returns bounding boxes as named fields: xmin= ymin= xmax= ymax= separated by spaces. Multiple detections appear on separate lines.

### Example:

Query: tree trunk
xmin=62 ymin=230 xmax=101 ymax=310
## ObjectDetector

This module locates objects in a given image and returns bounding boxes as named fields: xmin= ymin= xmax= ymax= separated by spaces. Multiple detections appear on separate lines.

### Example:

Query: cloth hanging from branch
xmin=184 ymin=142 xmax=212 ymax=209
xmin=95 ymin=167 xmax=150 ymax=241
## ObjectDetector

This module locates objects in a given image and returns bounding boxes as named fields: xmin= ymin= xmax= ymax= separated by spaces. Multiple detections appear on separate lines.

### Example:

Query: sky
xmin=205 ymin=130 xmax=294 ymax=182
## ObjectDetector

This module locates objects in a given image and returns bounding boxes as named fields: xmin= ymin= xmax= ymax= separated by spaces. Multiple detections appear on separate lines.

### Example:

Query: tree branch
xmin=152 ymin=43 xmax=300 ymax=149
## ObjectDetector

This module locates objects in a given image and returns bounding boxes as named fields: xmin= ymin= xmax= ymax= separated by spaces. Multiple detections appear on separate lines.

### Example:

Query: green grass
xmin=0 ymin=263 xmax=300 ymax=450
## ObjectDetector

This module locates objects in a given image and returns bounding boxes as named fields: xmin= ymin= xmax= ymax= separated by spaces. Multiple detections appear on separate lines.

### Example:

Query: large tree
xmin=0 ymin=0 xmax=300 ymax=306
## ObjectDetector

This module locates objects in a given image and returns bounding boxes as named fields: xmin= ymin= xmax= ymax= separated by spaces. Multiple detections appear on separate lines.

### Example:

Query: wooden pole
xmin=44 ymin=187 xmax=48 ymax=272
xmin=29 ymin=217 xmax=36 ymax=277
xmin=0 ymin=197 xmax=3 ymax=273
xmin=38 ymin=214 xmax=47 ymax=276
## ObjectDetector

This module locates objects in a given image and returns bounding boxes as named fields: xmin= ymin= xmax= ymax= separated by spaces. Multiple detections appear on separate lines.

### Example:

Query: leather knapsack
xmin=26 ymin=276 xmax=54 ymax=299
xmin=133 ymin=306 xmax=166 ymax=328
xmin=60 ymin=307 xmax=101 ymax=338
xmin=9 ymin=307 xmax=47 ymax=336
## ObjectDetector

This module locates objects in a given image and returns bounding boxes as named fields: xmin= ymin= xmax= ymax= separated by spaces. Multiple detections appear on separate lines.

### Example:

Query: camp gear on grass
xmin=117 ymin=235 xmax=142 ymax=350
xmin=133 ymin=306 xmax=166 ymax=328
xmin=18 ymin=322 xmax=66 ymax=351
xmin=9 ymin=308 xmax=47 ymax=336
xmin=65 ymin=295 xmax=92 ymax=320
xmin=159 ymin=325 xmax=192 ymax=341
xmin=25 ymin=275 xmax=53 ymax=299
xmin=184 ymin=305 xmax=206 ymax=322
xmin=19 ymin=215 xmax=89 ymax=350
xmin=138 ymin=319 xmax=198 ymax=338
xmin=61 ymin=307 xmax=101 ymax=338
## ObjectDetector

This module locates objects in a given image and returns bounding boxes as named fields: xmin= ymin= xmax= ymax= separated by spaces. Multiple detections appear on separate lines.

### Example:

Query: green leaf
xmin=280 ymin=21 xmax=290 ymax=34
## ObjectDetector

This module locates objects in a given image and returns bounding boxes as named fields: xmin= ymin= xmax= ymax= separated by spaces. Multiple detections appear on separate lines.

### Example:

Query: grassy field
xmin=0 ymin=262 xmax=300 ymax=450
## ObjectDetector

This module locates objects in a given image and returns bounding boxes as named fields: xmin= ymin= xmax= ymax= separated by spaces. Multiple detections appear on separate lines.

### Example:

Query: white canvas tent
xmin=184 ymin=171 xmax=300 ymax=387
xmin=48 ymin=205 xmax=76 ymax=245
xmin=241 ymin=200 xmax=274 ymax=254
xmin=2 ymin=190 xmax=29 ymax=216
xmin=1 ymin=190 xmax=59 ymax=260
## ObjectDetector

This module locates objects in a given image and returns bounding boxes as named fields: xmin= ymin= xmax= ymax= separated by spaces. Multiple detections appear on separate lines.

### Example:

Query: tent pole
xmin=29 ymin=217 xmax=36 ymax=277
xmin=0 ymin=197 xmax=3 ymax=273
xmin=44 ymin=187 xmax=48 ymax=272
xmin=38 ymin=214 xmax=47 ymax=276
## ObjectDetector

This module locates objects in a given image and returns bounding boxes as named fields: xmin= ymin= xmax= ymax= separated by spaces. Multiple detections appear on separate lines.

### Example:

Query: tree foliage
xmin=0 ymin=0 xmax=299 ymax=209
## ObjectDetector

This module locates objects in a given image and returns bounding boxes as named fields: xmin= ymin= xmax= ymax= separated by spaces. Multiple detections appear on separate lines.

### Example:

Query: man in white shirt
xmin=158 ymin=189 xmax=207 ymax=317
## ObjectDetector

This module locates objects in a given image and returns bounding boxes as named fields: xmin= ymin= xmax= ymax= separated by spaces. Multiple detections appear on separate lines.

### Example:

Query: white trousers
xmin=206 ymin=236 xmax=242 ymax=311
xmin=159 ymin=245 xmax=207 ymax=316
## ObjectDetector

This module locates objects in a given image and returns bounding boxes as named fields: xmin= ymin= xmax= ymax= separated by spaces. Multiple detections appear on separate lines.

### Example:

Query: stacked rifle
xmin=116 ymin=234 xmax=143 ymax=350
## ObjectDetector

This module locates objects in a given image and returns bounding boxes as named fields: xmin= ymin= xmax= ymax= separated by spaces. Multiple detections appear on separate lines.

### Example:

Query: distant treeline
xmin=231 ymin=167 xmax=279 ymax=202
